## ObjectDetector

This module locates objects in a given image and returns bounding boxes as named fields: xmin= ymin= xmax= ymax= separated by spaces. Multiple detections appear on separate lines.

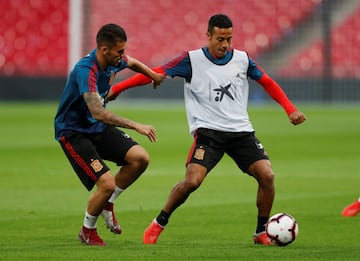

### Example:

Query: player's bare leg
xmin=102 ymin=145 xmax=150 ymax=234
xmin=164 ymin=163 xmax=207 ymax=213
xmin=88 ymin=172 xmax=116 ymax=215
xmin=248 ymin=159 xmax=275 ymax=245
xmin=143 ymin=163 xmax=207 ymax=244
xmin=115 ymin=145 xmax=150 ymax=188
xmin=79 ymin=172 xmax=115 ymax=246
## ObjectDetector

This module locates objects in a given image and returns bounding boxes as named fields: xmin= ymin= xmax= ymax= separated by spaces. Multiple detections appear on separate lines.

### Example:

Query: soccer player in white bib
xmin=108 ymin=14 xmax=306 ymax=245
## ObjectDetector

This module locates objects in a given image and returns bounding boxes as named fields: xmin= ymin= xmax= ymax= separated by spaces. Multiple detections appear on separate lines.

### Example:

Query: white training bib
xmin=185 ymin=49 xmax=254 ymax=135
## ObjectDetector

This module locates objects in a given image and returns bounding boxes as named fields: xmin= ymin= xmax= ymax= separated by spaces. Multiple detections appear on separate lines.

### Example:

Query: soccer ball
xmin=265 ymin=213 xmax=298 ymax=246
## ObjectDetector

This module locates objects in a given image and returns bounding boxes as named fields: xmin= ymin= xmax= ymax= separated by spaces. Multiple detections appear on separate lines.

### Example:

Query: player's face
xmin=206 ymin=27 xmax=233 ymax=58
xmin=104 ymin=40 xmax=126 ymax=66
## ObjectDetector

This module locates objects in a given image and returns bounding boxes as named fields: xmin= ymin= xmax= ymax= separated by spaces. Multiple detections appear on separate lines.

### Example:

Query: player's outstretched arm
xmin=127 ymin=56 xmax=165 ymax=87
xmin=257 ymin=73 xmax=306 ymax=125
xmin=108 ymin=66 xmax=166 ymax=101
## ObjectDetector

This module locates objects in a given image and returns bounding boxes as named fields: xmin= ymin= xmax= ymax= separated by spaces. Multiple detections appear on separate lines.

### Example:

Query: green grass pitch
xmin=0 ymin=102 xmax=359 ymax=260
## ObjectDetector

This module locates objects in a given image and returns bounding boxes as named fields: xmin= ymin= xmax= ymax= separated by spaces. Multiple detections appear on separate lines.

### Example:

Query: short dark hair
xmin=207 ymin=14 xmax=233 ymax=33
xmin=96 ymin=23 xmax=127 ymax=47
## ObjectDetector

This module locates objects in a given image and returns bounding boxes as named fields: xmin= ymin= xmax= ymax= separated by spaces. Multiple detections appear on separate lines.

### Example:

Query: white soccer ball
xmin=265 ymin=213 xmax=298 ymax=246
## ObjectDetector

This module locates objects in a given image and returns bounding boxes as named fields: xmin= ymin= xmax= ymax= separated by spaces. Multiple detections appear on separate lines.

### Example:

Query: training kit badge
xmin=194 ymin=148 xmax=205 ymax=160
xmin=90 ymin=159 xmax=103 ymax=172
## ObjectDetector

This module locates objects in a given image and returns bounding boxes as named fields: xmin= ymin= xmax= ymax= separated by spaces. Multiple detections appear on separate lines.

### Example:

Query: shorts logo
xmin=122 ymin=133 xmax=131 ymax=139
xmin=90 ymin=159 xmax=103 ymax=172
xmin=194 ymin=147 xmax=205 ymax=160
xmin=256 ymin=142 xmax=264 ymax=150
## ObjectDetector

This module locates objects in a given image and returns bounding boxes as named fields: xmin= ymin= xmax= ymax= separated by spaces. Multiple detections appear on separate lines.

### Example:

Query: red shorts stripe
xmin=60 ymin=136 xmax=98 ymax=182
xmin=186 ymin=130 xmax=198 ymax=165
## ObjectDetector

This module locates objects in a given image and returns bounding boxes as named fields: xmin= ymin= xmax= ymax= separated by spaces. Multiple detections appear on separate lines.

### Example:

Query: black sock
xmin=256 ymin=216 xmax=269 ymax=233
xmin=156 ymin=210 xmax=170 ymax=227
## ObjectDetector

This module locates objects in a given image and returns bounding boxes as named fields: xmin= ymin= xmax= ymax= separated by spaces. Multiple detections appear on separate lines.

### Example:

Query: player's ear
xmin=100 ymin=45 xmax=110 ymax=55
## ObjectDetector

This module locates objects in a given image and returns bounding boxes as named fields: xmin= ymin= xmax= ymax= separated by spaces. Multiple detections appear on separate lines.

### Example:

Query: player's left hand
xmin=134 ymin=123 xmax=157 ymax=142
xmin=289 ymin=111 xmax=306 ymax=125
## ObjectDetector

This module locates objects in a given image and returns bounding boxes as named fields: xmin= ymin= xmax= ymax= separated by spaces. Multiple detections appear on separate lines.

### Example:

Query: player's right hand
xmin=152 ymin=73 xmax=166 ymax=89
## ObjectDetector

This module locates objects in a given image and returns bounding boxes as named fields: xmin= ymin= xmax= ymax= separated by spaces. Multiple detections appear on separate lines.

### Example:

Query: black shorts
xmin=59 ymin=125 xmax=138 ymax=191
xmin=187 ymin=128 xmax=269 ymax=174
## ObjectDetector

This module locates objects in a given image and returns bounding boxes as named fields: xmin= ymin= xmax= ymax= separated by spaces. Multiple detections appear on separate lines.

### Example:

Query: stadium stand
xmin=88 ymin=0 xmax=320 ymax=68
xmin=0 ymin=0 xmax=320 ymax=77
xmin=277 ymin=5 xmax=360 ymax=78
xmin=4 ymin=0 xmax=360 ymax=79
xmin=0 ymin=0 xmax=68 ymax=77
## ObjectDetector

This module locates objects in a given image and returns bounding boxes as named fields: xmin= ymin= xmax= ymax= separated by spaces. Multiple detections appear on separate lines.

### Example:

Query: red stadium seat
xmin=278 ymin=6 xmax=360 ymax=78
xmin=0 ymin=0 xmax=68 ymax=77
xmin=0 ymin=0 xmax=319 ymax=77
xmin=88 ymin=0 xmax=321 ymax=71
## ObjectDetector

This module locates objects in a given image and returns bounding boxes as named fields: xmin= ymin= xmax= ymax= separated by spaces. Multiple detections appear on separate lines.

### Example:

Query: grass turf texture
xmin=0 ymin=102 xmax=359 ymax=260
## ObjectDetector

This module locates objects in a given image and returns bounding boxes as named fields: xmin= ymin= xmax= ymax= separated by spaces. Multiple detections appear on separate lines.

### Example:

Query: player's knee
xmin=97 ymin=172 xmax=116 ymax=195
xmin=134 ymin=152 xmax=150 ymax=171
xmin=258 ymin=169 xmax=275 ymax=192
xmin=126 ymin=145 xmax=150 ymax=170
xmin=263 ymin=171 xmax=275 ymax=186
xmin=250 ymin=160 xmax=274 ymax=186
xmin=184 ymin=177 xmax=202 ymax=192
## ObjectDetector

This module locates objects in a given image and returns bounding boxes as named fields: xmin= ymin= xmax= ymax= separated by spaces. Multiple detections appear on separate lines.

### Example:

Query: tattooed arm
xmin=83 ymin=92 xmax=157 ymax=142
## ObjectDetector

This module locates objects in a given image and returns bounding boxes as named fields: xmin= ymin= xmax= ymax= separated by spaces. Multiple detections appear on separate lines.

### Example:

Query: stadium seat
xmin=0 ymin=0 xmax=320 ymax=77
xmin=277 ymin=6 xmax=360 ymax=78
xmin=0 ymin=0 xmax=68 ymax=76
